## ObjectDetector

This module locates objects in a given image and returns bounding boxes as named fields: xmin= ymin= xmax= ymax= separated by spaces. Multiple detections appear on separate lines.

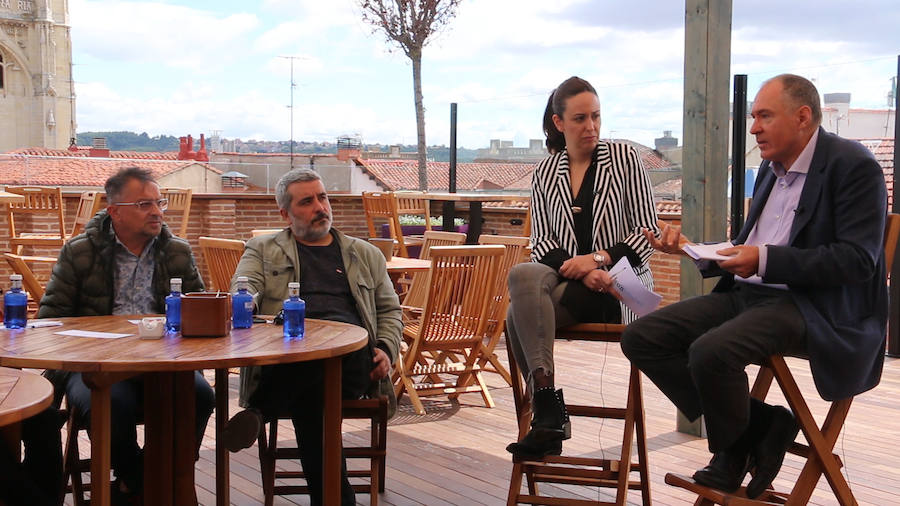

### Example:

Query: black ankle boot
xmin=506 ymin=387 xmax=571 ymax=459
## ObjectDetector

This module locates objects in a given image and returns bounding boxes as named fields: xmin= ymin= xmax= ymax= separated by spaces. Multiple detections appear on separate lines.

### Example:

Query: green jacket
xmin=37 ymin=210 xmax=205 ymax=318
xmin=235 ymin=227 xmax=402 ymax=407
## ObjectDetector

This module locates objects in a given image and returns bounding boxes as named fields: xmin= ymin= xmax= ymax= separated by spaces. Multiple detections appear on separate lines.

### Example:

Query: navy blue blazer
xmin=712 ymin=127 xmax=888 ymax=401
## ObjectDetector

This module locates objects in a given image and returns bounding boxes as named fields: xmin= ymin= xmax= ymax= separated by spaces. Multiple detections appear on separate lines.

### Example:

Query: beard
xmin=292 ymin=211 xmax=332 ymax=242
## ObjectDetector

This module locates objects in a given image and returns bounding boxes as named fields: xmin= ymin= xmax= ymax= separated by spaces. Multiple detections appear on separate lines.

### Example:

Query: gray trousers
xmin=620 ymin=282 xmax=806 ymax=452
xmin=505 ymin=262 xmax=579 ymax=385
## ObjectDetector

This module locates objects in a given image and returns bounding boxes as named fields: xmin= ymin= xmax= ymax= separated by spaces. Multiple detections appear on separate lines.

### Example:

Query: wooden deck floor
xmin=67 ymin=339 xmax=900 ymax=505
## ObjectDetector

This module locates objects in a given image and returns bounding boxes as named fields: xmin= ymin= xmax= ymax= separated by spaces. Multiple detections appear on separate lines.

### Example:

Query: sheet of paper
xmin=55 ymin=330 xmax=133 ymax=339
xmin=608 ymin=257 xmax=663 ymax=317
xmin=682 ymin=241 xmax=736 ymax=262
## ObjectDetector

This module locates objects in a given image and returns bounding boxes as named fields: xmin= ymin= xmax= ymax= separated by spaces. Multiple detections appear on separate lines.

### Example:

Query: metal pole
xmin=888 ymin=56 xmax=900 ymax=356
xmin=290 ymin=57 xmax=295 ymax=169
xmin=443 ymin=103 xmax=458 ymax=231
xmin=731 ymin=74 xmax=747 ymax=240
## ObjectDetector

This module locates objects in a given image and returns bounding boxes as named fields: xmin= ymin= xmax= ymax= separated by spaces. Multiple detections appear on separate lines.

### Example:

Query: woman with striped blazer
xmin=506 ymin=76 xmax=659 ymax=460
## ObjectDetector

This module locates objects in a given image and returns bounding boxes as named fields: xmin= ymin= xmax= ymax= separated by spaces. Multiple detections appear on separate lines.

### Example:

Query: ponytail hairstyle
xmin=542 ymin=76 xmax=598 ymax=154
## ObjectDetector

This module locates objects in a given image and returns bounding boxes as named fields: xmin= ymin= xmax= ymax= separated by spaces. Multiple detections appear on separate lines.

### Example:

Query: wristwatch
xmin=592 ymin=251 xmax=607 ymax=267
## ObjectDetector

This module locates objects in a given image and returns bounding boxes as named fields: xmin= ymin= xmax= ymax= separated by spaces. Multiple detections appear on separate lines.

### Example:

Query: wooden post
xmin=677 ymin=0 xmax=732 ymax=436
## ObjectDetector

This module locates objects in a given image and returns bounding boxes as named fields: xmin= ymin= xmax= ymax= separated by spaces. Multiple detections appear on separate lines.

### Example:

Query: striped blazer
xmin=529 ymin=141 xmax=659 ymax=323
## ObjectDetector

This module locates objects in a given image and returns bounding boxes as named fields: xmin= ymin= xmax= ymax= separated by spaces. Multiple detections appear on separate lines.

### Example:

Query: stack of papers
xmin=682 ymin=241 xmax=736 ymax=262
xmin=608 ymin=257 xmax=662 ymax=317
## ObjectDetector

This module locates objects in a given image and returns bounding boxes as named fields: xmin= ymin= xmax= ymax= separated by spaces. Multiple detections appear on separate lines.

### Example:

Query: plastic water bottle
xmin=4 ymin=274 xmax=27 ymax=329
xmin=232 ymin=276 xmax=254 ymax=329
xmin=165 ymin=277 xmax=182 ymax=332
xmin=283 ymin=282 xmax=305 ymax=338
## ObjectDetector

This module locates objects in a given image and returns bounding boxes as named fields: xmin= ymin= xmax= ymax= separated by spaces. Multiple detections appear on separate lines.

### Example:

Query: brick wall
xmin=0 ymin=193 xmax=686 ymax=309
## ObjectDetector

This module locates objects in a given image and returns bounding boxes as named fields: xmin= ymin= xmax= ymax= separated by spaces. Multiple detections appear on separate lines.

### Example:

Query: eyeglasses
xmin=112 ymin=198 xmax=169 ymax=212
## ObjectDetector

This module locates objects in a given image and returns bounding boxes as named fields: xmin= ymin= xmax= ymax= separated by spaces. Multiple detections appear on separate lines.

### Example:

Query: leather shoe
xmin=692 ymin=448 xmax=751 ymax=492
xmin=221 ymin=408 xmax=262 ymax=453
xmin=746 ymin=405 xmax=799 ymax=498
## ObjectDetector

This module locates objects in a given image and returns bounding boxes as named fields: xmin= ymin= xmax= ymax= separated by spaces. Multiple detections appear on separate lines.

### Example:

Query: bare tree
xmin=358 ymin=0 xmax=461 ymax=190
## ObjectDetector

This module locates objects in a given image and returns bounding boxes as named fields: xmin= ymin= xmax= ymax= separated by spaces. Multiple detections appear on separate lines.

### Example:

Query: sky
xmin=70 ymin=0 xmax=900 ymax=150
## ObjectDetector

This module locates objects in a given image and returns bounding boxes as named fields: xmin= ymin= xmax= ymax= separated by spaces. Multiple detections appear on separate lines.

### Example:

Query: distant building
xmin=0 ymin=0 xmax=75 ymax=152
xmin=475 ymin=139 xmax=547 ymax=162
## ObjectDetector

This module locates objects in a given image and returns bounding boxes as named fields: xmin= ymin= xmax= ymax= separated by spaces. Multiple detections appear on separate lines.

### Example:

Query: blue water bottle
xmin=4 ymin=274 xmax=27 ymax=329
xmin=165 ymin=277 xmax=182 ymax=332
xmin=232 ymin=276 xmax=253 ymax=329
xmin=283 ymin=282 xmax=305 ymax=338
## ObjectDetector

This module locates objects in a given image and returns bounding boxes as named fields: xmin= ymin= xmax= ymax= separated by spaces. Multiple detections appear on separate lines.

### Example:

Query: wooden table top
xmin=0 ymin=191 xmax=26 ymax=205
xmin=0 ymin=315 xmax=368 ymax=372
xmin=419 ymin=192 xmax=525 ymax=203
xmin=385 ymin=256 xmax=431 ymax=273
xmin=0 ymin=367 xmax=53 ymax=427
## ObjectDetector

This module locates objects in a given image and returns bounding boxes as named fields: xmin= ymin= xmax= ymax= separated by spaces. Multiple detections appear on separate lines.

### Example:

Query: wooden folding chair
xmin=393 ymin=244 xmax=504 ymax=415
xmin=400 ymin=230 xmax=466 ymax=316
xmin=199 ymin=236 xmax=245 ymax=292
xmin=3 ymin=253 xmax=50 ymax=316
xmin=507 ymin=323 xmax=651 ymax=506
xmin=160 ymin=187 xmax=193 ymax=238
xmin=362 ymin=191 xmax=423 ymax=258
xmin=69 ymin=191 xmax=104 ymax=237
xmin=5 ymin=186 xmax=67 ymax=255
xmin=394 ymin=191 xmax=432 ymax=230
xmin=665 ymin=212 xmax=900 ymax=505
xmin=256 ymin=396 xmax=389 ymax=506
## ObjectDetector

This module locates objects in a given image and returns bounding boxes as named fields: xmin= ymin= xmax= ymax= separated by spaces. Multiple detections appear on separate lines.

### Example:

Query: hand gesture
xmin=716 ymin=245 xmax=760 ymax=278
xmin=643 ymin=219 xmax=691 ymax=255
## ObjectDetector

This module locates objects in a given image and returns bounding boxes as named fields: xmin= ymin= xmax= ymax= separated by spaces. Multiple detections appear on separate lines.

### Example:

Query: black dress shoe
xmin=692 ymin=449 xmax=751 ymax=492
xmin=221 ymin=408 xmax=262 ymax=453
xmin=746 ymin=405 xmax=799 ymax=498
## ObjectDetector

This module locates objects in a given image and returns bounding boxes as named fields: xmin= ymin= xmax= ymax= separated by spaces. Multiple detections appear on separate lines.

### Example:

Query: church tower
xmin=0 ymin=0 xmax=74 ymax=151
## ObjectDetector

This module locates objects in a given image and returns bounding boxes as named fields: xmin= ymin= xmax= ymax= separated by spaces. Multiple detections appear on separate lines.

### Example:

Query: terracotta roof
xmin=859 ymin=138 xmax=894 ymax=207
xmin=9 ymin=147 xmax=180 ymax=160
xmin=356 ymin=159 xmax=535 ymax=191
xmin=0 ymin=154 xmax=221 ymax=187
xmin=656 ymin=200 xmax=682 ymax=216
xmin=653 ymin=178 xmax=682 ymax=199
xmin=610 ymin=139 xmax=676 ymax=170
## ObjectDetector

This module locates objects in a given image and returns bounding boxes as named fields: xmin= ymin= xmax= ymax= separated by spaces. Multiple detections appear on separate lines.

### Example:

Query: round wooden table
xmin=0 ymin=316 xmax=368 ymax=506
xmin=0 ymin=367 xmax=53 ymax=461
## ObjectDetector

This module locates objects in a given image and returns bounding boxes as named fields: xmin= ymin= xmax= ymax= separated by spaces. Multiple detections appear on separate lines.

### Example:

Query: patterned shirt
xmin=111 ymin=224 xmax=158 ymax=315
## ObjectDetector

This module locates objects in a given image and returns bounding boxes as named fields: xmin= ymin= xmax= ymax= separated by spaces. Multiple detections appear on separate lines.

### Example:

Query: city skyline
xmin=70 ymin=0 xmax=900 ymax=150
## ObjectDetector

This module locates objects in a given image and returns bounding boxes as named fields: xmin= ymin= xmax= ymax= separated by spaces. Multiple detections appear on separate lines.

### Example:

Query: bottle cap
xmin=170 ymin=277 xmax=182 ymax=290
xmin=288 ymin=282 xmax=299 ymax=289
xmin=288 ymin=281 xmax=300 ymax=297
xmin=9 ymin=274 xmax=22 ymax=281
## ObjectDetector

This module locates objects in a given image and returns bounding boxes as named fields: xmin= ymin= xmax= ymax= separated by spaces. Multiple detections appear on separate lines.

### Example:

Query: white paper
xmin=682 ymin=241 xmax=736 ymax=262
xmin=608 ymin=257 xmax=663 ymax=317
xmin=55 ymin=330 xmax=133 ymax=339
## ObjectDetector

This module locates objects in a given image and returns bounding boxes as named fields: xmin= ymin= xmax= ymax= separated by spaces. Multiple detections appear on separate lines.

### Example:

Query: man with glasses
xmin=39 ymin=167 xmax=215 ymax=505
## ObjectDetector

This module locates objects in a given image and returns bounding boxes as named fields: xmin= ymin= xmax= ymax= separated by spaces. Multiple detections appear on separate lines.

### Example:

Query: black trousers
xmin=65 ymin=371 xmax=215 ymax=492
xmin=621 ymin=282 xmax=806 ymax=452
xmin=250 ymin=346 xmax=373 ymax=506
xmin=0 ymin=407 xmax=64 ymax=506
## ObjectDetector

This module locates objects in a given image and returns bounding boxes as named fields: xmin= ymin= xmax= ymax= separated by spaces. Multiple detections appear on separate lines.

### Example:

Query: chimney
xmin=195 ymin=134 xmax=209 ymax=162
xmin=89 ymin=137 xmax=110 ymax=158
xmin=390 ymin=145 xmax=400 ymax=157
xmin=654 ymin=130 xmax=678 ymax=151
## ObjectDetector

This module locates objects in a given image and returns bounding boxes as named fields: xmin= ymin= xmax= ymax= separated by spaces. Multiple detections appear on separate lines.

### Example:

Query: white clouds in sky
xmin=69 ymin=0 xmax=900 ymax=149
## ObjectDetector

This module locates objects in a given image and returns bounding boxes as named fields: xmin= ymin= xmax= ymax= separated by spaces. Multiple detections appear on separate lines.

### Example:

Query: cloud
xmin=70 ymin=0 xmax=260 ymax=68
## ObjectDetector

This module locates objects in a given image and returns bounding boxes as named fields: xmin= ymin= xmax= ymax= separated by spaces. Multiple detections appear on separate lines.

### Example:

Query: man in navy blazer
xmin=621 ymin=74 xmax=887 ymax=498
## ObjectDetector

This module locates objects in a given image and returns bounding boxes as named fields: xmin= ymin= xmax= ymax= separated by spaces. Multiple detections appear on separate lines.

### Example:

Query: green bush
xmin=398 ymin=215 xmax=466 ymax=226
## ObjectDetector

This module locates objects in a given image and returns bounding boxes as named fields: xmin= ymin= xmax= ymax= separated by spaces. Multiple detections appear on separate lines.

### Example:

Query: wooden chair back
xmin=395 ymin=244 xmax=504 ymax=415
xmin=665 ymin=212 xmax=900 ymax=505
xmin=3 ymin=253 xmax=46 ymax=310
xmin=475 ymin=234 xmax=531 ymax=385
xmin=394 ymin=191 xmax=432 ymax=231
xmin=199 ymin=236 xmax=245 ymax=292
xmin=70 ymin=191 xmax=104 ymax=237
xmin=251 ymin=228 xmax=283 ymax=238
xmin=400 ymin=230 xmax=466 ymax=311
xmin=160 ymin=187 xmax=193 ymax=238
xmin=362 ymin=191 xmax=415 ymax=258
xmin=4 ymin=186 xmax=67 ymax=255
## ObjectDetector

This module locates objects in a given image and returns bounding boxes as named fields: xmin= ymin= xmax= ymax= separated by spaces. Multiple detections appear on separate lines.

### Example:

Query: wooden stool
xmin=506 ymin=323 xmax=651 ymax=506
xmin=257 ymin=396 xmax=388 ymax=506
xmin=664 ymin=355 xmax=857 ymax=505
